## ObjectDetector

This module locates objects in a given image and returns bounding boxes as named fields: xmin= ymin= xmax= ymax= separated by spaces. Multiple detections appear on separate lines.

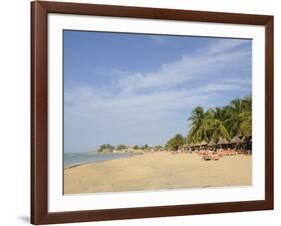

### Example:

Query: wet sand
xmin=64 ymin=152 xmax=251 ymax=194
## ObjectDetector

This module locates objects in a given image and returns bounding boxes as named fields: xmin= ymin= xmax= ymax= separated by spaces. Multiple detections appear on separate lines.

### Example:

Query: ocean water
xmin=64 ymin=152 xmax=133 ymax=167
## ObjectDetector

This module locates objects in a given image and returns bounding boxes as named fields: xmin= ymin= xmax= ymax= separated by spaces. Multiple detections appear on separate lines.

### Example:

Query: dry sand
xmin=64 ymin=152 xmax=252 ymax=194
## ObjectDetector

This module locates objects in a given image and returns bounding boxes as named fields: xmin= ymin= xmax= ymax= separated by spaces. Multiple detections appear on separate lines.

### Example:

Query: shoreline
xmin=64 ymin=154 xmax=137 ymax=169
xmin=64 ymin=152 xmax=252 ymax=194
xmin=64 ymin=152 xmax=137 ymax=168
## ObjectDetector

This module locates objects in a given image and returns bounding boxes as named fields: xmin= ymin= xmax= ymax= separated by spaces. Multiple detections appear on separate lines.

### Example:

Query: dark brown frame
xmin=31 ymin=1 xmax=274 ymax=225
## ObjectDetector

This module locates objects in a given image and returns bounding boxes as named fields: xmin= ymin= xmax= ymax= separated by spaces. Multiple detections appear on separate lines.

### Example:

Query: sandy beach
xmin=64 ymin=152 xmax=251 ymax=194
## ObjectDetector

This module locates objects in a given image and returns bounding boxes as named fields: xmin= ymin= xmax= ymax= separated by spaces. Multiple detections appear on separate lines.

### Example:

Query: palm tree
xmin=242 ymin=95 xmax=252 ymax=111
xmin=207 ymin=108 xmax=230 ymax=142
xmin=225 ymin=98 xmax=244 ymax=137
xmin=211 ymin=107 xmax=226 ymax=121
xmin=165 ymin=134 xmax=185 ymax=150
xmin=187 ymin=96 xmax=252 ymax=144
xmin=227 ymin=97 xmax=252 ymax=136
xmin=240 ymin=95 xmax=252 ymax=136
xmin=187 ymin=106 xmax=211 ymax=144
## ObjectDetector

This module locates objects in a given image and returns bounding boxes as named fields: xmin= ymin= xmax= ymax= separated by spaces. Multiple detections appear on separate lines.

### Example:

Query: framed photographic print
xmin=31 ymin=1 xmax=274 ymax=225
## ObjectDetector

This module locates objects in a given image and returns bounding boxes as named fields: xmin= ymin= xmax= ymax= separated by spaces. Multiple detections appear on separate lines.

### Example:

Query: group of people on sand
xmin=196 ymin=148 xmax=237 ymax=161
xmin=171 ymin=146 xmax=251 ymax=161
xmin=201 ymin=147 xmax=252 ymax=160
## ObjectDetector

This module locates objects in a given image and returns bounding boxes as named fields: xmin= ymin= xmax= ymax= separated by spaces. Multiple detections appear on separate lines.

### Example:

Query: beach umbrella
xmin=200 ymin=140 xmax=208 ymax=146
xmin=230 ymin=136 xmax=242 ymax=150
xmin=230 ymin=136 xmax=242 ymax=144
xmin=217 ymin=137 xmax=228 ymax=145
xmin=208 ymin=140 xmax=216 ymax=146
xmin=188 ymin=143 xmax=196 ymax=151
xmin=243 ymin=136 xmax=252 ymax=143
xmin=192 ymin=143 xmax=200 ymax=150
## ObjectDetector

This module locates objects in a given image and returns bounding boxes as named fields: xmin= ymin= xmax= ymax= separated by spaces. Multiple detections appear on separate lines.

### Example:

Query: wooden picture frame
xmin=31 ymin=1 xmax=274 ymax=224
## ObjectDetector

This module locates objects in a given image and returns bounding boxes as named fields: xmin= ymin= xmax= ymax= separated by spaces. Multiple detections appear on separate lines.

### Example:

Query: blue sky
xmin=64 ymin=30 xmax=252 ymax=153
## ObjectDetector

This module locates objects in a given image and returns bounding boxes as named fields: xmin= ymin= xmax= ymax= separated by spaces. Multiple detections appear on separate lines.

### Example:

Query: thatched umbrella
xmin=230 ymin=136 xmax=242 ymax=144
xmin=217 ymin=137 xmax=228 ymax=145
xmin=208 ymin=140 xmax=216 ymax=147
xmin=230 ymin=136 xmax=242 ymax=150
xmin=242 ymin=136 xmax=252 ymax=143
xmin=200 ymin=140 xmax=208 ymax=146
xmin=182 ymin=144 xmax=189 ymax=151
xmin=188 ymin=143 xmax=194 ymax=150
xmin=217 ymin=137 xmax=229 ymax=149
xmin=194 ymin=142 xmax=201 ymax=150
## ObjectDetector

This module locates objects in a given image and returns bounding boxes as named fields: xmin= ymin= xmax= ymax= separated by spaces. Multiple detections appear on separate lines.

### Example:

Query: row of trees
xmin=187 ymin=96 xmax=251 ymax=144
xmin=97 ymin=144 xmax=115 ymax=152
xmin=97 ymin=143 xmax=163 ymax=152
xmin=165 ymin=96 xmax=252 ymax=150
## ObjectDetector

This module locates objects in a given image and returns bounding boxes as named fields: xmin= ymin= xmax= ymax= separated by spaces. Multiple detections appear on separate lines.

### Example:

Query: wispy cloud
xmin=116 ymin=39 xmax=250 ymax=95
xmin=149 ymin=35 xmax=170 ymax=44
xmin=197 ymin=38 xmax=250 ymax=55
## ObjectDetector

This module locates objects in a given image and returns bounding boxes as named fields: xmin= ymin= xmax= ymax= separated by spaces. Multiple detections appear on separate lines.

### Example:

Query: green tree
xmin=141 ymin=144 xmax=149 ymax=150
xmin=165 ymin=134 xmax=185 ymax=151
xmin=187 ymin=96 xmax=252 ymax=143
xmin=97 ymin=144 xmax=115 ymax=152
xmin=240 ymin=95 xmax=252 ymax=136
xmin=116 ymin=144 xmax=126 ymax=150
xmin=207 ymin=107 xmax=230 ymax=142
xmin=187 ymin=106 xmax=211 ymax=144
xmin=227 ymin=96 xmax=252 ymax=137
